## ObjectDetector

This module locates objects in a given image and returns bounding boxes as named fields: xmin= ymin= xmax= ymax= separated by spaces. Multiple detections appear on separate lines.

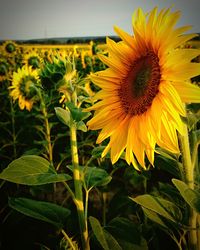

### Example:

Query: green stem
xmin=70 ymin=122 xmax=89 ymax=250
xmin=61 ymin=229 xmax=77 ymax=250
xmin=102 ymin=192 xmax=107 ymax=226
xmin=85 ymin=190 xmax=89 ymax=240
xmin=62 ymin=181 xmax=76 ymax=203
xmin=179 ymin=124 xmax=197 ymax=250
xmin=37 ymin=89 xmax=53 ymax=164
xmin=10 ymin=99 xmax=17 ymax=159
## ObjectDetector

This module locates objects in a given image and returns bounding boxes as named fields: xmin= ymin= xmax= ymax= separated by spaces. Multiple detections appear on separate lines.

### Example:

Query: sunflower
xmin=9 ymin=66 xmax=40 ymax=111
xmin=86 ymin=7 xmax=200 ymax=170
xmin=0 ymin=57 xmax=11 ymax=81
xmin=23 ymin=50 xmax=43 ymax=69
xmin=2 ymin=40 xmax=18 ymax=55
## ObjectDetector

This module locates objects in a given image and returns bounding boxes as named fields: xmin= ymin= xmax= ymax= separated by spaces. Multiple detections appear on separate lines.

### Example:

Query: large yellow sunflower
xmin=9 ymin=66 xmax=40 ymax=111
xmin=86 ymin=7 xmax=200 ymax=170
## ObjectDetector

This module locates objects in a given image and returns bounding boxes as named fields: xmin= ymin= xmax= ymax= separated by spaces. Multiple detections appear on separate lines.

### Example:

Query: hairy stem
xmin=37 ymin=89 xmax=53 ymax=164
xmin=179 ymin=124 xmax=197 ymax=250
xmin=70 ymin=122 xmax=89 ymax=250
xmin=10 ymin=99 xmax=17 ymax=159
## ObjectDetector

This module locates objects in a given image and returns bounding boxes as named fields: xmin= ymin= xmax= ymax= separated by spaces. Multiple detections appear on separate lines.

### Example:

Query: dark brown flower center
xmin=119 ymin=50 xmax=161 ymax=116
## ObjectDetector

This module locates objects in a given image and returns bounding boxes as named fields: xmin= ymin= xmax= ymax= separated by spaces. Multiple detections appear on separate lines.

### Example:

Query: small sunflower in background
xmin=9 ymin=66 xmax=40 ymax=111
xmin=0 ymin=57 xmax=11 ymax=82
xmin=58 ymin=58 xmax=78 ymax=104
xmin=86 ymin=7 xmax=200 ymax=170
xmin=2 ymin=40 xmax=18 ymax=56
xmin=23 ymin=49 xmax=43 ymax=69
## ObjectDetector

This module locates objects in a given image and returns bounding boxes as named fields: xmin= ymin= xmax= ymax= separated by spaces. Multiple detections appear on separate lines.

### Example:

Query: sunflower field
xmin=0 ymin=7 xmax=200 ymax=250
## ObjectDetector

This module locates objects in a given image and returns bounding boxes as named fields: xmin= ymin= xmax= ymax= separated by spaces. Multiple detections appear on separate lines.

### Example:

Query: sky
xmin=1 ymin=0 xmax=200 ymax=40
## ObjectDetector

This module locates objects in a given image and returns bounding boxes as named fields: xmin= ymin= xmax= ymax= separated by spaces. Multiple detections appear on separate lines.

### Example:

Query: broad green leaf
xmin=108 ymin=194 xmax=133 ymax=218
xmin=103 ymin=230 xmax=122 ymax=250
xmin=83 ymin=166 xmax=112 ymax=191
xmin=55 ymin=107 xmax=71 ymax=127
xmin=172 ymin=179 xmax=200 ymax=213
xmin=142 ymin=207 xmax=168 ymax=229
xmin=114 ymin=238 xmax=147 ymax=250
xmin=66 ymin=102 xmax=91 ymax=122
xmin=89 ymin=216 xmax=109 ymax=250
xmin=0 ymin=155 xmax=71 ymax=185
xmin=76 ymin=121 xmax=87 ymax=132
xmin=9 ymin=197 xmax=70 ymax=229
xmin=131 ymin=194 xmax=182 ymax=223
xmin=155 ymin=153 xmax=182 ymax=178
xmin=158 ymin=182 xmax=183 ymax=208
xmin=106 ymin=217 xmax=141 ymax=245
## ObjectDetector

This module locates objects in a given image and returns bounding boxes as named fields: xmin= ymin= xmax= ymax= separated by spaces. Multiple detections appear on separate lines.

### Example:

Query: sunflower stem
xmin=10 ymin=98 xmax=17 ymax=159
xmin=37 ymin=88 xmax=53 ymax=165
xmin=61 ymin=229 xmax=77 ymax=250
xmin=70 ymin=122 xmax=89 ymax=250
xmin=179 ymin=124 xmax=198 ymax=250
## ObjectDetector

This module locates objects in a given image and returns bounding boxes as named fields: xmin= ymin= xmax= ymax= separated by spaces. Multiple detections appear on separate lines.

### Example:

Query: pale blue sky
xmin=1 ymin=0 xmax=200 ymax=40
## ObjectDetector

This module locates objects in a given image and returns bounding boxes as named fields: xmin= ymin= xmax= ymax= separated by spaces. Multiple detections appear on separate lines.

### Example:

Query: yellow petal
xmin=98 ymin=54 xmax=125 ymax=75
xmin=114 ymin=25 xmax=136 ymax=50
xmin=110 ymin=118 xmax=129 ymax=164
xmin=173 ymin=81 xmax=200 ymax=103
xmin=159 ymin=82 xmax=186 ymax=116
xmin=97 ymin=115 xmax=126 ymax=143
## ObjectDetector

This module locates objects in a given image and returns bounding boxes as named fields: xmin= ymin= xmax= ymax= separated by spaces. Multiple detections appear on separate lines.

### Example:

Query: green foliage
xmin=131 ymin=194 xmax=182 ymax=223
xmin=106 ymin=217 xmax=147 ymax=250
xmin=83 ymin=166 xmax=112 ymax=191
xmin=65 ymin=102 xmax=91 ymax=123
xmin=55 ymin=107 xmax=71 ymax=127
xmin=9 ymin=197 xmax=70 ymax=229
xmin=89 ymin=216 xmax=110 ymax=250
xmin=172 ymin=179 xmax=200 ymax=213
xmin=0 ymin=155 xmax=71 ymax=185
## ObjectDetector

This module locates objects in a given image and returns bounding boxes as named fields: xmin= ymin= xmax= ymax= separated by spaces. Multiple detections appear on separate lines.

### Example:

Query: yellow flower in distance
xmin=23 ymin=50 xmax=43 ymax=69
xmin=86 ymin=7 xmax=200 ymax=170
xmin=9 ymin=66 xmax=40 ymax=111
xmin=2 ymin=40 xmax=18 ymax=55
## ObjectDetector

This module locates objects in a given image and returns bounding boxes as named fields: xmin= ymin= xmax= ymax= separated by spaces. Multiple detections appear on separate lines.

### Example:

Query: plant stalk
xmin=179 ymin=124 xmax=197 ymax=250
xmin=70 ymin=122 xmax=89 ymax=250
xmin=37 ymin=89 xmax=53 ymax=164
xmin=10 ymin=99 xmax=17 ymax=159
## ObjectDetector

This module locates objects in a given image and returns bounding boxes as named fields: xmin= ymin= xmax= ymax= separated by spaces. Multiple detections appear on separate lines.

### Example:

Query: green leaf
xmin=83 ymin=166 xmax=112 ymax=191
xmin=89 ymin=216 xmax=109 ymax=250
xmin=182 ymin=113 xmax=200 ymax=131
xmin=106 ymin=217 xmax=141 ymax=245
xmin=55 ymin=107 xmax=71 ymax=127
xmin=142 ymin=207 xmax=168 ymax=229
xmin=155 ymin=152 xmax=182 ymax=178
xmin=91 ymin=146 xmax=105 ymax=158
xmin=66 ymin=102 xmax=91 ymax=122
xmin=192 ymin=129 xmax=200 ymax=146
xmin=131 ymin=194 xmax=182 ymax=223
xmin=76 ymin=121 xmax=87 ymax=132
xmin=0 ymin=155 xmax=71 ymax=185
xmin=9 ymin=197 xmax=70 ymax=229
xmin=103 ymin=230 xmax=122 ymax=250
xmin=106 ymin=217 xmax=147 ymax=250
xmin=108 ymin=194 xmax=133 ymax=218
xmin=172 ymin=179 xmax=200 ymax=213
